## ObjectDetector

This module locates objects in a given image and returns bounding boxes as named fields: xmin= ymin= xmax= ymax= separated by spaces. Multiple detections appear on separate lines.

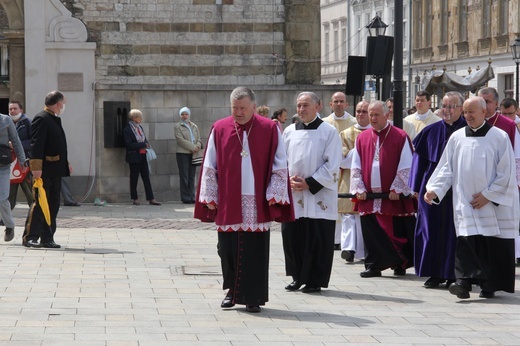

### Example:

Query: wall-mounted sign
xmin=58 ymin=73 xmax=84 ymax=92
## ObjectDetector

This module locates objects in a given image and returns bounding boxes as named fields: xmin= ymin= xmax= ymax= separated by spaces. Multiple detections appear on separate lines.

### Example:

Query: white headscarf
xmin=179 ymin=107 xmax=191 ymax=118
xmin=179 ymin=107 xmax=195 ymax=142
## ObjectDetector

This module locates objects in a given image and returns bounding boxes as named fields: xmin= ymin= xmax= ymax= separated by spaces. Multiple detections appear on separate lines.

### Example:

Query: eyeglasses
xmin=441 ymin=105 xmax=461 ymax=110
xmin=501 ymin=112 xmax=517 ymax=116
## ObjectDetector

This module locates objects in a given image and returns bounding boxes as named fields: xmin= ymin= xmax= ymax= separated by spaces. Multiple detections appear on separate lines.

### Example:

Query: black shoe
xmin=64 ymin=201 xmax=80 ymax=206
xmin=221 ymin=290 xmax=235 ymax=308
xmin=424 ymin=277 xmax=446 ymax=288
xmin=449 ymin=281 xmax=471 ymax=299
xmin=40 ymin=241 xmax=61 ymax=249
xmin=360 ymin=268 xmax=382 ymax=278
xmin=246 ymin=305 xmax=261 ymax=313
xmin=301 ymin=286 xmax=321 ymax=293
xmin=149 ymin=200 xmax=161 ymax=205
xmin=393 ymin=268 xmax=406 ymax=276
xmin=23 ymin=239 xmax=41 ymax=248
xmin=4 ymin=227 xmax=14 ymax=242
xmin=285 ymin=280 xmax=302 ymax=291
xmin=445 ymin=280 xmax=455 ymax=289
xmin=334 ymin=244 xmax=341 ymax=250
xmin=341 ymin=250 xmax=355 ymax=263
xmin=479 ymin=290 xmax=495 ymax=299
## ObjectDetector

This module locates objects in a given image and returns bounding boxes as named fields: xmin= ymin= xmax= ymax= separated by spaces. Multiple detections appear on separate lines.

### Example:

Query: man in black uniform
xmin=23 ymin=91 xmax=70 ymax=248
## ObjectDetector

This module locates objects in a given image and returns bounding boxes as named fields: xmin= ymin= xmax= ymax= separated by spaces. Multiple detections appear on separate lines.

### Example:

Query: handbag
xmin=192 ymin=149 xmax=204 ymax=166
xmin=0 ymin=144 xmax=13 ymax=165
xmin=146 ymin=148 xmax=157 ymax=162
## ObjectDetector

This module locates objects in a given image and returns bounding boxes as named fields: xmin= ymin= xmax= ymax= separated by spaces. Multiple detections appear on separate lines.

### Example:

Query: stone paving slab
xmin=0 ymin=203 xmax=519 ymax=345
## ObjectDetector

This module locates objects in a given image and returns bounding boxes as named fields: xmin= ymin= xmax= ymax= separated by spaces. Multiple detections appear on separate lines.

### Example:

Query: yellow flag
xmin=33 ymin=178 xmax=51 ymax=226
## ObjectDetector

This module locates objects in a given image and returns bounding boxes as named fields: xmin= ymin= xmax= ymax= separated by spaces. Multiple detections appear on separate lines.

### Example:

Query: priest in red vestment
xmin=350 ymin=100 xmax=416 ymax=278
xmin=194 ymin=87 xmax=294 ymax=313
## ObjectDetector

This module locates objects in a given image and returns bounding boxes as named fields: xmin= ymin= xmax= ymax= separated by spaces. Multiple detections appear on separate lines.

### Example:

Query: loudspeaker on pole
xmin=366 ymin=36 xmax=394 ymax=76
xmin=345 ymin=56 xmax=367 ymax=96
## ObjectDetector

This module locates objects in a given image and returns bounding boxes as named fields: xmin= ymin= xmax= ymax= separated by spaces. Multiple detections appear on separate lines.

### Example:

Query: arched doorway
xmin=0 ymin=0 xmax=25 ymax=112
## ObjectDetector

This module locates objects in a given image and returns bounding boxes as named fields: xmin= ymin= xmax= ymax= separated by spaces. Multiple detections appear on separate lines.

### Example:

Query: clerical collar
xmin=372 ymin=121 xmax=390 ymax=134
xmin=470 ymin=120 xmax=486 ymax=132
xmin=296 ymin=115 xmax=322 ymax=130
xmin=303 ymin=115 xmax=319 ymax=126
xmin=485 ymin=111 xmax=499 ymax=121
xmin=415 ymin=110 xmax=430 ymax=121
xmin=355 ymin=123 xmax=371 ymax=130
xmin=330 ymin=111 xmax=350 ymax=120
xmin=235 ymin=114 xmax=255 ymax=130
xmin=466 ymin=120 xmax=491 ymax=137
xmin=444 ymin=116 xmax=464 ymax=127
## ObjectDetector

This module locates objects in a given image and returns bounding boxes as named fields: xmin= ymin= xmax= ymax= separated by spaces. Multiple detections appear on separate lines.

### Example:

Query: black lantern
xmin=366 ymin=15 xmax=388 ymax=37
xmin=511 ymin=38 xmax=520 ymax=101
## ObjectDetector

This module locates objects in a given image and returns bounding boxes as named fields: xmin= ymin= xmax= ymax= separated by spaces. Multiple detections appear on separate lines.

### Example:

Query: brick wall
xmin=71 ymin=0 xmax=287 ymax=85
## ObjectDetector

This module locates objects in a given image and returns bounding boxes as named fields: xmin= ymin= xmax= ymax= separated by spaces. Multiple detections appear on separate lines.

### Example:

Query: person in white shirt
xmin=403 ymin=90 xmax=441 ymax=139
xmin=425 ymin=97 xmax=518 ymax=300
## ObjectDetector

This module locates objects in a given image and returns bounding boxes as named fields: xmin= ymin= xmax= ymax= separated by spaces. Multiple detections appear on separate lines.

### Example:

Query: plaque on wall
xmin=58 ymin=73 xmax=84 ymax=92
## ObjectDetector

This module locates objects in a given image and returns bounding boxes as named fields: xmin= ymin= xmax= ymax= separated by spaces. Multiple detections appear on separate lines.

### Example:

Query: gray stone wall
xmin=92 ymin=85 xmax=341 ymax=203
xmin=71 ymin=0 xmax=287 ymax=86
xmin=57 ymin=0 xmax=326 ymax=203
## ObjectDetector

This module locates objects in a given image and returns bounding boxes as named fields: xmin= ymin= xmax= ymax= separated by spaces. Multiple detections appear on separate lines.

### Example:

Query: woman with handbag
xmin=0 ymin=113 xmax=27 ymax=242
xmin=174 ymin=107 xmax=202 ymax=204
xmin=123 ymin=109 xmax=161 ymax=206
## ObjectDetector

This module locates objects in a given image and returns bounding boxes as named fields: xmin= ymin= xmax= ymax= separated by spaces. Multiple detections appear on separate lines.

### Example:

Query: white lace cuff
xmin=199 ymin=166 xmax=218 ymax=205
xmin=266 ymin=169 xmax=290 ymax=204
xmin=349 ymin=168 xmax=367 ymax=194
xmin=391 ymin=168 xmax=412 ymax=195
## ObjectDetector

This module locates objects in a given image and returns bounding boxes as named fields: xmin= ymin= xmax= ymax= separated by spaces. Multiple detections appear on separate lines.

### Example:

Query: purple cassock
xmin=409 ymin=116 xmax=466 ymax=280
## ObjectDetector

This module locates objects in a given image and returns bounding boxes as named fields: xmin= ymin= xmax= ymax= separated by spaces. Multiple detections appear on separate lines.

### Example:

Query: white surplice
xmin=426 ymin=126 xmax=519 ymax=239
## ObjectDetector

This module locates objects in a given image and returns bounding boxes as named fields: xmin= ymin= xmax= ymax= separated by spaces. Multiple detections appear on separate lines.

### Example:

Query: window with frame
xmin=341 ymin=20 xmax=347 ymax=60
xmin=440 ymin=1 xmax=448 ymax=44
xmin=356 ymin=15 xmax=361 ymax=55
xmin=504 ymin=73 xmax=514 ymax=99
xmin=324 ymin=24 xmax=330 ymax=63
xmin=403 ymin=5 xmax=408 ymax=50
xmin=413 ymin=1 xmax=422 ymax=49
xmin=499 ymin=0 xmax=509 ymax=35
xmin=458 ymin=0 xmax=468 ymax=41
xmin=0 ymin=44 xmax=8 ymax=81
xmin=333 ymin=22 xmax=339 ymax=61
xmin=425 ymin=1 xmax=432 ymax=47
xmin=482 ymin=0 xmax=491 ymax=37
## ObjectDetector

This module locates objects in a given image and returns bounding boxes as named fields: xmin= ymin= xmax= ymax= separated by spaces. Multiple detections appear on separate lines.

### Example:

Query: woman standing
xmin=174 ymin=107 xmax=202 ymax=204
xmin=123 ymin=109 xmax=161 ymax=206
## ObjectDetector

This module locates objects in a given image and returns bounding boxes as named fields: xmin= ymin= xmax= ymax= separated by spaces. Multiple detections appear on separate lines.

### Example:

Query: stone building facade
xmin=0 ymin=0 xmax=342 ymax=203
xmin=411 ymin=0 xmax=520 ymax=104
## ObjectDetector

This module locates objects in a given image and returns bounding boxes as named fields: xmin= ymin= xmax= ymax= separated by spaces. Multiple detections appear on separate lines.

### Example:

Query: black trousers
xmin=129 ymin=153 xmax=154 ymax=201
xmin=23 ymin=176 xmax=61 ymax=243
xmin=281 ymin=218 xmax=335 ymax=288
xmin=218 ymin=231 xmax=270 ymax=306
xmin=176 ymin=153 xmax=196 ymax=203
xmin=455 ymin=235 xmax=515 ymax=293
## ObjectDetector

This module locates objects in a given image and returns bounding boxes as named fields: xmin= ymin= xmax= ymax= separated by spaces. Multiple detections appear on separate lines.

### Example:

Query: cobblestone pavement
xmin=0 ymin=203 xmax=519 ymax=345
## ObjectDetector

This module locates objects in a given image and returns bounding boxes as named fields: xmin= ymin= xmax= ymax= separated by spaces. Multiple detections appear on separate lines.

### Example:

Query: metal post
xmin=392 ymin=0 xmax=404 ymax=129
xmin=516 ymin=61 xmax=520 ymax=102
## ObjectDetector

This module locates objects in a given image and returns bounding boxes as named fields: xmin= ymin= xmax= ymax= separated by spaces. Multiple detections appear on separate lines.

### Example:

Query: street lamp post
xmin=393 ymin=0 xmax=404 ymax=130
xmin=511 ymin=38 xmax=520 ymax=102
xmin=366 ymin=15 xmax=388 ymax=101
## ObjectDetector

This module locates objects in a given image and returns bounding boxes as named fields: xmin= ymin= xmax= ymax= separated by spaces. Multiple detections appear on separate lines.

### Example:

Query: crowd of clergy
xmin=195 ymin=86 xmax=519 ymax=313
xmin=323 ymin=87 xmax=519 ymax=301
